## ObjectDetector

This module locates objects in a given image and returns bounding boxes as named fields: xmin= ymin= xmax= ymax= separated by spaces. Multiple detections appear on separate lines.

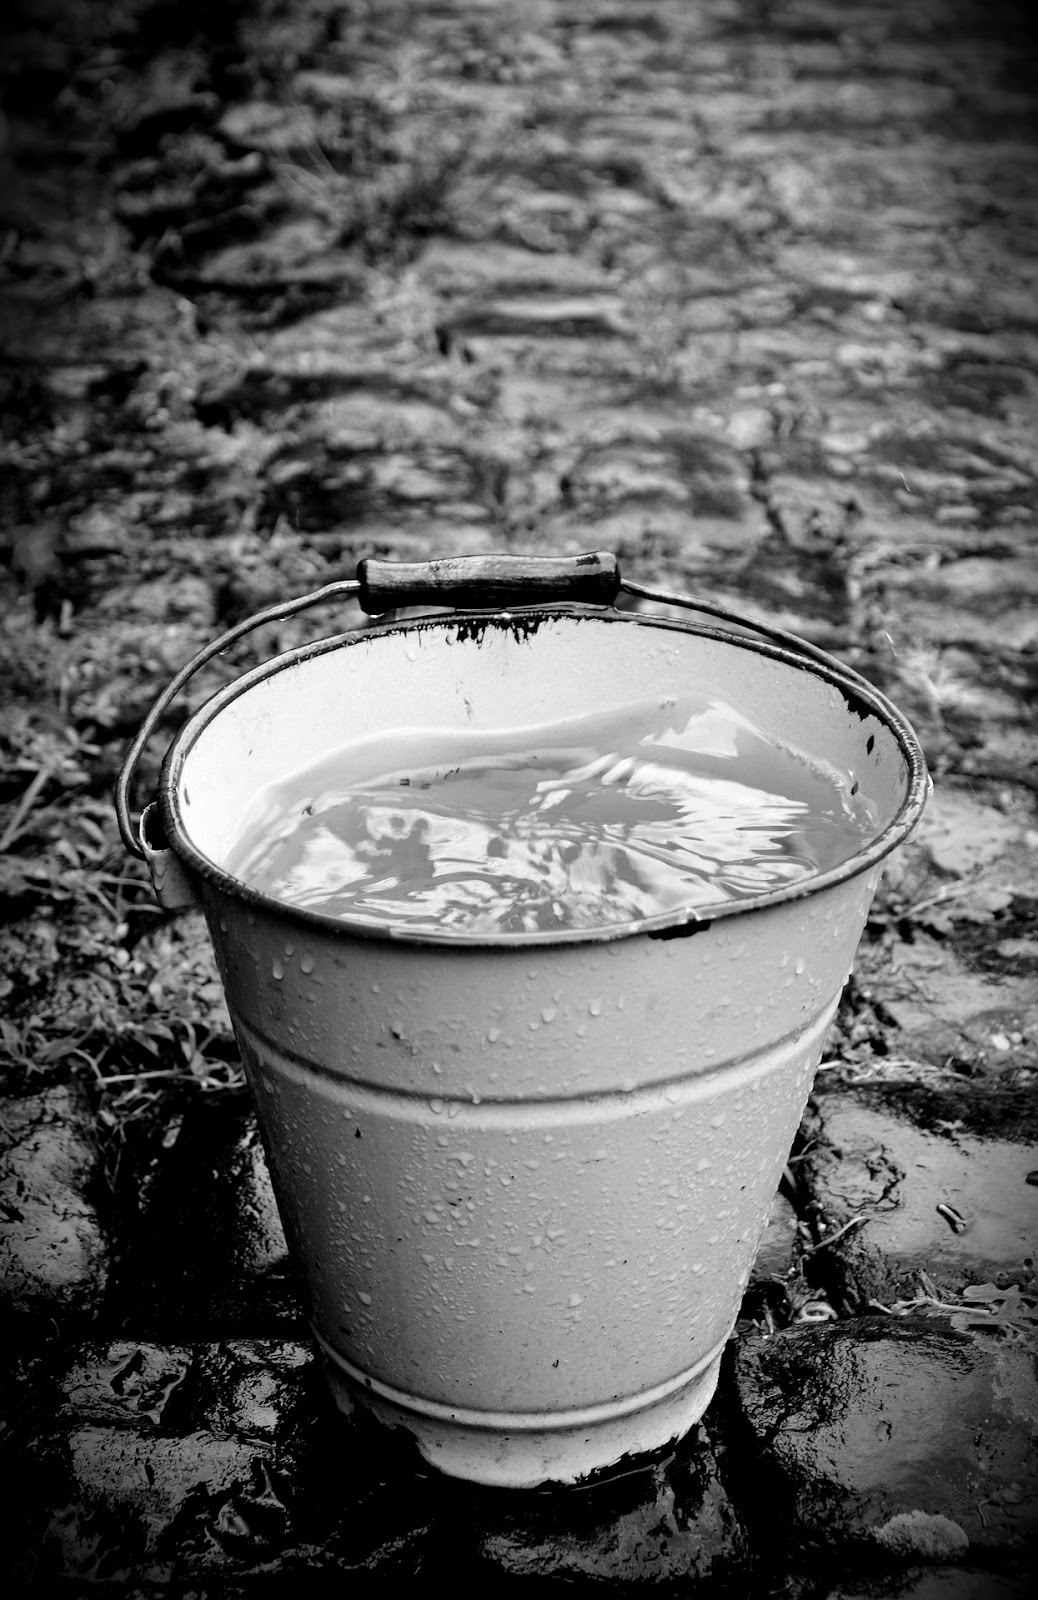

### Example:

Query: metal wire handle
xmin=117 ymin=577 xmax=359 ymax=856
xmin=116 ymin=552 xmax=874 ymax=859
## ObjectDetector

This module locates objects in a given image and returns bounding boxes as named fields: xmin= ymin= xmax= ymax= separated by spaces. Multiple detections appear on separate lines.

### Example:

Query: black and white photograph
xmin=1 ymin=2 xmax=1035 ymax=1594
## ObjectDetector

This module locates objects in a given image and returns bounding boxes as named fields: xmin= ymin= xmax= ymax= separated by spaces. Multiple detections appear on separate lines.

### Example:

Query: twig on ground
xmin=903 ymin=882 xmax=980 ymax=918
xmin=801 ymin=1211 xmax=881 ymax=1255
xmin=93 ymin=1067 xmax=188 ymax=1085
xmin=0 ymin=766 xmax=52 ymax=853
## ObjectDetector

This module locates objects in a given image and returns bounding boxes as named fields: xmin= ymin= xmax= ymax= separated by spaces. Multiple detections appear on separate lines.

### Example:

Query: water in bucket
xmin=223 ymin=692 xmax=880 ymax=935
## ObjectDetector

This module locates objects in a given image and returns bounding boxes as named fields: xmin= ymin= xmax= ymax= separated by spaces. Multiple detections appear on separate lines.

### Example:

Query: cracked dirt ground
xmin=1 ymin=1 xmax=1036 ymax=1594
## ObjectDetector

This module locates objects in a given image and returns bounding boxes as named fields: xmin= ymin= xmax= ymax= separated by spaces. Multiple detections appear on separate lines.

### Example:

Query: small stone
xmin=8 ymin=1339 xmax=328 ymax=1586
xmin=218 ymin=99 xmax=323 ymax=152
xmin=59 ymin=1342 xmax=192 ymax=1429
xmin=48 ymin=1425 xmax=268 ymax=1576
xmin=416 ymin=239 xmax=609 ymax=297
xmin=447 ymin=294 xmax=633 ymax=340
xmin=872 ymin=1508 xmax=970 ymax=1561
xmin=726 ymin=406 xmax=773 ymax=450
xmin=935 ymin=504 xmax=981 ymax=525
xmin=189 ymin=1340 xmax=315 ymax=1443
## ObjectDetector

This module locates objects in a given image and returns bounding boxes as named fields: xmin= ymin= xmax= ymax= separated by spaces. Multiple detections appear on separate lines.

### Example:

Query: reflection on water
xmin=223 ymin=695 xmax=878 ymax=934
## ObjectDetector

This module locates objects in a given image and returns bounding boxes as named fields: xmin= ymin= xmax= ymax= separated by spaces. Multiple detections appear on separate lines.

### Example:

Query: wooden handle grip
xmin=357 ymin=552 xmax=621 ymax=615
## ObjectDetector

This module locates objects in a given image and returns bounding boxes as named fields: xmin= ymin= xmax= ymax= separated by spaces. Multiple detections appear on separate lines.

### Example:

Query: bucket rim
xmin=158 ymin=605 xmax=930 ymax=949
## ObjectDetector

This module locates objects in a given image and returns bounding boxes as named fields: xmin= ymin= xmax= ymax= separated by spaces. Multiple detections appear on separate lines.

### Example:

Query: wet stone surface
xmin=732 ymin=1316 xmax=1038 ymax=1578
xmin=0 ymin=1084 xmax=110 ymax=1329
xmin=107 ymin=1093 xmax=303 ymax=1340
xmin=473 ymin=1426 xmax=747 ymax=1591
xmin=827 ymin=1571 xmax=1037 ymax=1600
xmin=8 ymin=1341 xmax=314 ymax=1594
xmin=2 ymin=0 xmax=1038 ymax=1592
xmin=8 ymin=1342 xmax=750 ymax=1596
xmin=800 ymin=1083 xmax=1038 ymax=1312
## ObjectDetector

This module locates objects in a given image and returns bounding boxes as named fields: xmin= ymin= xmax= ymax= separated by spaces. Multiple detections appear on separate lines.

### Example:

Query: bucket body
xmin=156 ymin=607 xmax=925 ymax=1486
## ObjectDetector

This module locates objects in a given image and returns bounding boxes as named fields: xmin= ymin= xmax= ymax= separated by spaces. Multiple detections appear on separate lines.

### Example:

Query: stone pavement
xmin=1 ymin=0 xmax=1036 ymax=1594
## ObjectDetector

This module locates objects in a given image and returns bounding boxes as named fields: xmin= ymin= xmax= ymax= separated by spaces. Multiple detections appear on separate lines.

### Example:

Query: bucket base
xmin=316 ymin=1330 xmax=727 ymax=1488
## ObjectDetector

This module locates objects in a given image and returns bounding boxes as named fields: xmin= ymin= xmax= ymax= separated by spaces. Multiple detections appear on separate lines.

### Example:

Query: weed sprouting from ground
xmin=262 ymin=47 xmax=518 ymax=265
xmin=0 ymin=593 xmax=242 ymax=1120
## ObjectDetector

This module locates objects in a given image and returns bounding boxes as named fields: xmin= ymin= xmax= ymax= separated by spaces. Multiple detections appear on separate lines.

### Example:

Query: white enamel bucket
xmin=118 ymin=554 xmax=928 ymax=1487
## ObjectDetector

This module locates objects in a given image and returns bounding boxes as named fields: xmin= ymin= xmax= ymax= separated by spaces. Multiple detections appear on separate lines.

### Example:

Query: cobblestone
xmin=732 ymin=1317 xmax=1038 ymax=1564
xmin=108 ymin=1095 xmax=302 ymax=1340
xmin=0 ymin=1085 xmax=110 ymax=1327
xmin=801 ymin=1085 xmax=1038 ymax=1310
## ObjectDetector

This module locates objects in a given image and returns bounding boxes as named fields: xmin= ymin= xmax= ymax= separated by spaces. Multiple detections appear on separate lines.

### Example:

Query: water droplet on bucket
xmin=589 ymin=998 xmax=602 ymax=1017
xmin=300 ymin=953 xmax=315 ymax=975
xmin=358 ymin=1291 xmax=372 ymax=1305
xmin=271 ymin=959 xmax=284 ymax=981
xmin=541 ymin=1006 xmax=557 ymax=1024
xmin=795 ymin=958 xmax=805 ymax=975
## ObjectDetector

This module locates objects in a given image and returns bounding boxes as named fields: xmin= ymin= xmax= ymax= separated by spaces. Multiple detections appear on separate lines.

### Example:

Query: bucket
xmin=117 ymin=553 xmax=928 ymax=1488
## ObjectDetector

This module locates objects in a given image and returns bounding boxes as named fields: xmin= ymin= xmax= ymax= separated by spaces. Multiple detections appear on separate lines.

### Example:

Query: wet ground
xmin=1 ymin=0 xmax=1036 ymax=1594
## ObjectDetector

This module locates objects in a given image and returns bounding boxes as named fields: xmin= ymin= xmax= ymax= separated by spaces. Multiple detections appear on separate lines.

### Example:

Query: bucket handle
xmin=116 ymin=550 xmax=874 ymax=860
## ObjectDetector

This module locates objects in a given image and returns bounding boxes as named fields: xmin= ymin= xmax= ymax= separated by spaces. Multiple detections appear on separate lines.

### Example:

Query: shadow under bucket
xmin=118 ymin=556 xmax=928 ymax=1487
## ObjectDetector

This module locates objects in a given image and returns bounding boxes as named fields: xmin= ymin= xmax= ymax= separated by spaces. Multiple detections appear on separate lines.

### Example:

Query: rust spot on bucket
xmin=648 ymin=918 xmax=713 ymax=942
xmin=454 ymin=613 xmax=550 ymax=647
xmin=840 ymin=687 xmax=873 ymax=723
